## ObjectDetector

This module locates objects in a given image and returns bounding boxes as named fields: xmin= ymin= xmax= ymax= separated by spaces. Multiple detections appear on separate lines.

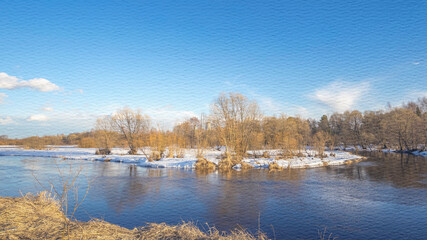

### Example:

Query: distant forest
xmin=1 ymin=93 xmax=426 ymax=157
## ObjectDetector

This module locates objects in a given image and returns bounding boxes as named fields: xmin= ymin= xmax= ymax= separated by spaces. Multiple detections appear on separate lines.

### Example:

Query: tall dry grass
xmin=0 ymin=192 xmax=268 ymax=240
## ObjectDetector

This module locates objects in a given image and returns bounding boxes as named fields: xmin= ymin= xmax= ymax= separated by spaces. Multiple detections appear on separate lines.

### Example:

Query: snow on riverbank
xmin=0 ymin=146 xmax=363 ymax=169
xmin=338 ymin=145 xmax=427 ymax=157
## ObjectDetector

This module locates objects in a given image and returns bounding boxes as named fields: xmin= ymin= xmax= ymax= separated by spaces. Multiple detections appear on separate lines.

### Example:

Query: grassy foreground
xmin=0 ymin=192 xmax=267 ymax=240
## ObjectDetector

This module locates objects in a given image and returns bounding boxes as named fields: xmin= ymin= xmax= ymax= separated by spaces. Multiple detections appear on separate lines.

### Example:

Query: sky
xmin=1 ymin=0 xmax=426 ymax=138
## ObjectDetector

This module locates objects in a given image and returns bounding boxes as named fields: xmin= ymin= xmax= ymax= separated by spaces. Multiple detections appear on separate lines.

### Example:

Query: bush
xmin=95 ymin=148 xmax=111 ymax=155
xmin=240 ymin=162 xmax=253 ymax=170
xmin=268 ymin=161 xmax=283 ymax=171
xmin=78 ymin=137 xmax=96 ymax=148
xmin=218 ymin=158 xmax=234 ymax=170
xmin=21 ymin=137 xmax=45 ymax=150
xmin=195 ymin=158 xmax=216 ymax=171
xmin=150 ymin=151 xmax=162 ymax=161
xmin=262 ymin=151 xmax=270 ymax=158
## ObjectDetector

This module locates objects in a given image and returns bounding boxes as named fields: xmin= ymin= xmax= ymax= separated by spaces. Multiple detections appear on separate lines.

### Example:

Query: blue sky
xmin=1 ymin=1 xmax=426 ymax=138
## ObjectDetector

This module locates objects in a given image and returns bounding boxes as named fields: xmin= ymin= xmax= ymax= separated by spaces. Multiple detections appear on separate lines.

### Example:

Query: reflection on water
xmin=1 ymin=152 xmax=427 ymax=239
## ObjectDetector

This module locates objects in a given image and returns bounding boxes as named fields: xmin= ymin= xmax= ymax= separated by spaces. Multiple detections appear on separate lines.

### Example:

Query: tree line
xmin=2 ymin=93 xmax=426 ymax=159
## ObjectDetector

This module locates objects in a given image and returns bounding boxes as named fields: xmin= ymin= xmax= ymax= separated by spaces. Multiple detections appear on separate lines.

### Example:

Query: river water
xmin=1 ymin=151 xmax=426 ymax=239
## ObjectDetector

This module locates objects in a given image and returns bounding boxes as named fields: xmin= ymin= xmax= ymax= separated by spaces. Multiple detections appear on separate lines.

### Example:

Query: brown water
xmin=1 ymin=151 xmax=426 ymax=239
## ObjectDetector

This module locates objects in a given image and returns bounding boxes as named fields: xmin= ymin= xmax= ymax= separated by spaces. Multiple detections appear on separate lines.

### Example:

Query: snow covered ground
xmin=337 ymin=145 xmax=427 ymax=157
xmin=0 ymin=145 xmax=364 ymax=169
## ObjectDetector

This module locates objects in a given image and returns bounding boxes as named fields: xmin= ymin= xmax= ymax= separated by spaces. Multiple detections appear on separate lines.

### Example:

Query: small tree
xmin=94 ymin=116 xmax=116 ymax=155
xmin=313 ymin=131 xmax=327 ymax=156
xmin=110 ymin=108 xmax=150 ymax=154
xmin=211 ymin=92 xmax=262 ymax=163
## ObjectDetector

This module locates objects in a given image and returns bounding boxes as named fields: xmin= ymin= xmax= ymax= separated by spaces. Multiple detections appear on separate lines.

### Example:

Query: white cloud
xmin=0 ymin=72 xmax=60 ymax=92
xmin=42 ymin=107 xmax=54 ymax=111
xmin=27 ymin=114 xmax=49 ymax=121
xmin=313 ymin=80 xmax=371 ymax=112
xmin=0 ymin=116 xmax=14 ymax=125
xmin=0 ymin=93 xmax=7 ymax=104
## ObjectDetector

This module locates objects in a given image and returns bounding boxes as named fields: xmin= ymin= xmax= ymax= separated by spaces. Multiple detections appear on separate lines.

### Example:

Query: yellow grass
xmin=195 ymin=158 xmax=217 ymax=171
xmin=0 ymin=192 xmax=267 ymax=240
xmin=240 ymin=162 xmax=254 ymax=170
xmin=218 ymin=157 xmax=234 ymax=171
xmin=268 ymin=161 xmax=283 ymax=171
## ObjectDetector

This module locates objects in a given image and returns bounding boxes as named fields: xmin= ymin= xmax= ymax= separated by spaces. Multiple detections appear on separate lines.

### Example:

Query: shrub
xmin=150 ymin=151 xmax=162 ymax=161
xmin=176 ymin=148 xmax=185 ymax=158
xmin=262 ymin=151 xmax=270 ymax=158
xmin=195 ymin=158 xmax=216 ymax=171
xmin=95 ymin=148 xmax=111 ymax=155
xmin=240 ymin=162 xmax=253 ymax=170
xmin=21 ymin=137 xmax=45 ymax=150
xmin=78 ymin=137 xmax=96 ymax=148
xmin=268 ymin=161 xmax=283 ymax=171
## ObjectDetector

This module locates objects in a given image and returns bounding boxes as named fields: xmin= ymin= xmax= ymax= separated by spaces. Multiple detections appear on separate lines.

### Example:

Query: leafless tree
xmin=210 ymin=93 xmax=262 ymax=159
xmin=110 ymin=108 xmax=151 ymax=154
xmin=94 ymin=115 xmax=116 ymax=154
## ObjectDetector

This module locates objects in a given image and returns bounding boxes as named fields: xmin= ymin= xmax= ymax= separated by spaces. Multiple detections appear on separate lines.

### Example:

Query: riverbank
xmin=0 ymin=146 xmax=363 ymax=169
xmin=0 ymin=192 xmax=266 ymax=240
xmin=339 ymin=146 xmax=427 ymax=157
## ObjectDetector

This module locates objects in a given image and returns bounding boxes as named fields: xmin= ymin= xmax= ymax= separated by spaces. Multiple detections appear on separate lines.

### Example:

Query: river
xmin=1 ymin=151 xmax=426 ymax=239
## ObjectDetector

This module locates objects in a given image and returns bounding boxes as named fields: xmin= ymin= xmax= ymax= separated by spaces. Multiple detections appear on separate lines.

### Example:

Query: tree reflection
xmin=193 ymin=168 xmax=306 ymax=230
xmin=331 ymin=151 xmax=427 ymax=188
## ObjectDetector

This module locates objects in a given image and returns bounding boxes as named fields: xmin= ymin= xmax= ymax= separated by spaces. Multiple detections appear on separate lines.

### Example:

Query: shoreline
xmin=0 ymin=192 xmax=265 ymax=240
xmin=0 ymin=146 xmax=364 ymax=169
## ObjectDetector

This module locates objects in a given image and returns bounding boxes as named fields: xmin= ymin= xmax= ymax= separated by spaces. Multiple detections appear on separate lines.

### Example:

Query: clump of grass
xmin=0 ymin=192 xmax=267 ymax=240
xmin=315 ymin=153 xmax=328 ymax=159
xmin=322 ymin=161 xmax=329 ymax=167
xmin=241 ymin=162 xmax=254 ymax=170
xmin=262 ymin=151 xmax=271 ymax=158
xmin=139 ymin=221 xmax=268 ymax=240
xmin=195 ymin=158 xmax=217 ymax=171
xmin=95 ymin=148 xmax=111 ymax=155
xmin=268 ymin=161 xmax=283 ymax=171
xmin=150 ymin=151 xmax=162 ymax=161
xmin=329 ymin=152 xmax=336 ymax=157
xmin=345 ymin=158 xmax=363 ymax=165
xmin=176 ymin=148 xmax=185 ymax=158
xmin=218 ymin=157 xmax=234 ymax=170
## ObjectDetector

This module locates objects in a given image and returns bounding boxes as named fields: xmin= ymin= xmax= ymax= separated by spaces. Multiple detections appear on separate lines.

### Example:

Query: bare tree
xmin=210 ymin=93 xmax=262 ymax=160
xmin=94 ymin=115 xmax=116 ymax=155
xmin=110 ymin=108 xmax=151 ymax=154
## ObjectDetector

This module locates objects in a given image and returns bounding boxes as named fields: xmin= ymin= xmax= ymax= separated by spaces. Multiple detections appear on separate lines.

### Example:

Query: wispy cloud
xmin=312 ymin=80 xmax=371 ymax=112
xmin=27 ymin=114 xmax=49 ymax=121
xmin=0 ymin=72 xmax=60 ymax=92
xmin=0 ymin=116 xmax=14 ymax=125
xmin=0 ymin=93 xmax=7 ymax=104
xmin=42 ymin=107 xmax=54 ymax=112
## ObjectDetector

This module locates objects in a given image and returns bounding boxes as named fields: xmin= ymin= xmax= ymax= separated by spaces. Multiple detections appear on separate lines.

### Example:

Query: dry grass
xmin=151 ymin=151 xmax=162 ymax=161
xmin=240 ymin=162 xmax=254 ymax=170
xmin=218 ymin=157 xmax=235 ymax=171
xmin=268 ymin=161 xmax=283 ymax=171
xmin=344 ymin=158 xmax=363 ymax=165
xmin=195 ymin=158 xmax=217 ymax=171
xmin=0 ymin=192 xmax=267 ymax=240
xmin=262 ymin=151 xmax=270 ymax=158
